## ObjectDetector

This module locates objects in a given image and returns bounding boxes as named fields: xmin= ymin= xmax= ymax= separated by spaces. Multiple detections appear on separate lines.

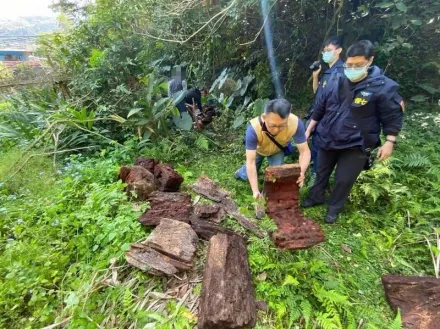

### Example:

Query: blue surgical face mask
xmin=322 ymin=51 xmax=334 ymax=63
xmin=344 ymin=66 xmax=368 ymax=82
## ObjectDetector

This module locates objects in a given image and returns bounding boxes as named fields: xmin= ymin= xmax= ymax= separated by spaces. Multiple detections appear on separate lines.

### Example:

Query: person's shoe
xmin=324 ymin=212 xmax=338 ymax=224
xmin=301 ymin=198 xmax=324 ymax=208
xmin=234 ymin=169 xmax=241 ymax=180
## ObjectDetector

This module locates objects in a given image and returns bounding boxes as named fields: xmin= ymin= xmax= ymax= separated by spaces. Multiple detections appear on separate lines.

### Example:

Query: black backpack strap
xmin=258 ymin=115 xmax=285 ymax=152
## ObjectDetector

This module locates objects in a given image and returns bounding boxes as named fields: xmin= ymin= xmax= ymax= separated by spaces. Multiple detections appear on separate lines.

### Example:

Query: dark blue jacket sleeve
xmin=311 ymin=78 xmax=334 ymax=122
xmin=377 ymin=80 xmax=404 ymax=136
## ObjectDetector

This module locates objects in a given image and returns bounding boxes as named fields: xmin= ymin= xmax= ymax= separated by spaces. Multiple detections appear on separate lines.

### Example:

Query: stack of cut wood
xmin=264 ymin=164 xmax=325 ymax=250
xmin=122 ymin=169 xmax=259 ymax=328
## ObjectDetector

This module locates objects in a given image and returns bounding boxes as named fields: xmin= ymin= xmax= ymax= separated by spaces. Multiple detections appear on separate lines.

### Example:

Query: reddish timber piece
xmin=118 ymin=165 xmax=156 ymax=200
xmin=264 ymin=164 xmax=325 ymax=250
xmin=154 ymin=163 xmax=184 ymax=192
xmin=134 ymin=157 xmax=159 ymax=173
xmin=139 ymin=191 xmax=192 ymax=226
xmin=382 ymin=274 xmax=440 ymax=329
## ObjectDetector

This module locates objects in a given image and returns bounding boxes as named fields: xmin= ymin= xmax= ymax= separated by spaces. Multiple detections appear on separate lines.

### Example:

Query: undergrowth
xmin=1 ymin=107 xmax=439 ymax=328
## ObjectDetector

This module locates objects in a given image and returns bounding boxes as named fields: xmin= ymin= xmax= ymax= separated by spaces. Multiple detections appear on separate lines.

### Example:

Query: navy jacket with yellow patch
xmin=312 ymin=66 xmax=404 ymax=151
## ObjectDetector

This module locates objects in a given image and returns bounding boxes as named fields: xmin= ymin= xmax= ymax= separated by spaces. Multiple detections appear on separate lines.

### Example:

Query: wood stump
xmin=264 ymin=164 xmax=325 ymax=250
xmin=126 ymin=219 xmax=198 ymax=276
xmin=139 ymin=191 xmax=193 ymax=226
xmin=198 ymin=234 xmax=256 ymax=329
xmin=154 ymin=164 xmax=184 ymax=192
xmin=382 ymin=274 xmax=440 ymax=329
xmin=118 ymin=165 xmax=156 ymax=200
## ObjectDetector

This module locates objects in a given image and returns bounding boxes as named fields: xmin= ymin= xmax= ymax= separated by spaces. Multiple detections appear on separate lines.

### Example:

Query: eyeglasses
xmin=343 ymin=62 xmax=370 ymax=69
xmin=266 ymin=123 xmax=288 ymax=129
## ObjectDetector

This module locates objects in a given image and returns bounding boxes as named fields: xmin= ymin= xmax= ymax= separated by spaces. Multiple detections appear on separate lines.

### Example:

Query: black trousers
xmin=308 ymin=147 xmax=367 ymax=214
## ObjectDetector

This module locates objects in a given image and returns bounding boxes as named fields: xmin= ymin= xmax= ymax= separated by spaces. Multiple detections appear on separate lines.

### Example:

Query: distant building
xmin=0 ymin=49 xmax=34 ymax=61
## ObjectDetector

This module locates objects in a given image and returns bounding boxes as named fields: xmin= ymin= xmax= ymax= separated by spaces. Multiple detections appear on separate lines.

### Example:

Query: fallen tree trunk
xmin=198 ymin=233 xmax=256 ymax=329
xmin=192 ymin=176 xmax=264 ymax=238
xmin=382 ymin=274 xmax=440 ymax=329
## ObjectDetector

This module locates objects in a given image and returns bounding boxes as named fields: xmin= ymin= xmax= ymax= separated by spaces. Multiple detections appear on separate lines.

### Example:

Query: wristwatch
xmin=386 ymin=139 xmax=396 ymax=145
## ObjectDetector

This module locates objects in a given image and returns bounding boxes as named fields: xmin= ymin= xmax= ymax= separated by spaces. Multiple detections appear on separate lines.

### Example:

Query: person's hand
xmin=305 ymin=130 xmax=311 ymax=140
xmin=377 ymin=142 xmax=394 ymax=161
xmin=312 ymin=66 xmax=321 ymax=77
xmin=297 ymin=172 xmax=305 ymax=187
xmin=253 ymin=191 xmax=262 ymax=199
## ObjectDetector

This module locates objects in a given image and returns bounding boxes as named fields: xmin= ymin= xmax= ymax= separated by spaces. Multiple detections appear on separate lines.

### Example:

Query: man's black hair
xmin=264 ymin=99 xmax=291 ymax=119
xmin=346 ymin=40 xmax=375 ymax=59
xmin=324 ymin=35 xmax=343 ymax=49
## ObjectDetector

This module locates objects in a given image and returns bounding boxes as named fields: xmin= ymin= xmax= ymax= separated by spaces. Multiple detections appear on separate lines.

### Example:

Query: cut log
xmin=118 ymin=165 xmax=156 ymax=200
xmin=192 ymin=176 xmax=264 ymax=238
xmin=382 ymin=274 xmax=440 ymax=329
xmin=198 ymin=234 xmax=256 ymax=329
xmin=193 ymin=204 xmax=226 ymax=223
xmin=264 ymin=164 xmax=325 ymax=250
xmin=154 ymin=164 xmax=184 ymax=192
xmin=135 ymin=157 xmax=159 ymax=172
xmin=139 ymin=192 xmax=193 ymax=226
xmin=146 ymin=218 xmax=198 ymax=265
xmin=189 ymin=218 xmax=239 ymax=241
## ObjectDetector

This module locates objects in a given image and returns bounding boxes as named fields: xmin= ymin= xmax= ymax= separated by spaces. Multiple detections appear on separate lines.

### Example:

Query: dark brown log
xmin=146 ymin=218 xmax=198 ymax=265
xmin=264 ymin=164 xmax=325 ymax=250
xmin=118 ymin=165 xmax=156 ymax=200
xmin=192 ymin=176 xmax=264 ymax=238
xmin=198 ymin=234 xmax=256 ymax=329
xmin=193 ymin=204 xmax=226 ymax=223
xmin=189 ymin=218 xmax=239 ymax=241
xmin=135 ymin=157 xmax=159 ymax=172
xmin=139 ymin=192 xmax=193 ymax=226
xmin=382 ymin=274 xmax=440 ymax=329
xmin=154 ymin=164 xmax=184 ymax=192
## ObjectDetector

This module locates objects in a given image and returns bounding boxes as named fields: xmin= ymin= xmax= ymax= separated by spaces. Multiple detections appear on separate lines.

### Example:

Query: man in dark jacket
xmin=302 ymin=40 xmax=404 ymax=224
xmin=306 ymin=36 xmax=345 ymax=176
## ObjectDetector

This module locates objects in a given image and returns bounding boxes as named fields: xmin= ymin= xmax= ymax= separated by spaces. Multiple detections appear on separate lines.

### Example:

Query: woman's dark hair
xmin=346 ymin=40 xmax=375 ymax=59
xmin=264 ymin=99 xmax=292 ymax=119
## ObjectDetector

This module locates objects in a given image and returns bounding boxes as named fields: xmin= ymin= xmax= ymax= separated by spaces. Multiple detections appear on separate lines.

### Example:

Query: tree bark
xmin=198 ymin=233 xmax=256 ymax=329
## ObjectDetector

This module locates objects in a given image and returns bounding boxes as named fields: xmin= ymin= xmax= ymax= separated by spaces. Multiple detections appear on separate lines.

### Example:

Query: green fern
xmin=315 ymin=311 xmax=339 ymax=329
xmin=300 ymin=299 xmax=313 ymax=328
xmin=195 ymin=135 xmax=209 ymax=151
xmin=402 ymin=153 xmax=431 ymax=168
xmin=390 ymin=309 xmax=403 ymax=329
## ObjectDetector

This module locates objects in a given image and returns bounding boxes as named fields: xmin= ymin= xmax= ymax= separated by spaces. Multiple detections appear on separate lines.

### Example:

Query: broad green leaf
xmin=410 ymin=95 xmax=428 ymax=102
xmin=411 ymin=19 xmax=422 ymax=26
xmin=395 ymin=2 xmax=407 ymax=12
xmin=375 ymin=2 xmax=394 ymax=8
xmin=173 ymin=112 xmax=193 ymax=131
xmin=232 ymin=115 xmax=245 ymax=129
xmin=282 ymin=274 xmax=299 ymax=286
xmin=127 ymin=108 xmax=143 ymax=118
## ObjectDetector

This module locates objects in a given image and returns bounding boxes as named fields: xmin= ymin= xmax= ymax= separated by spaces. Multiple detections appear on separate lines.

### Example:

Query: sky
xmin=0 ymin=0 xmax=56 ymax=18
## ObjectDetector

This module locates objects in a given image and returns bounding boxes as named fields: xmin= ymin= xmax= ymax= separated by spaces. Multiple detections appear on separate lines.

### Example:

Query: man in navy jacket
xmin=306 ymin=36 xmax=345 ymax=176
xmin=303 ymin=40 xmax=404 ymax=224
